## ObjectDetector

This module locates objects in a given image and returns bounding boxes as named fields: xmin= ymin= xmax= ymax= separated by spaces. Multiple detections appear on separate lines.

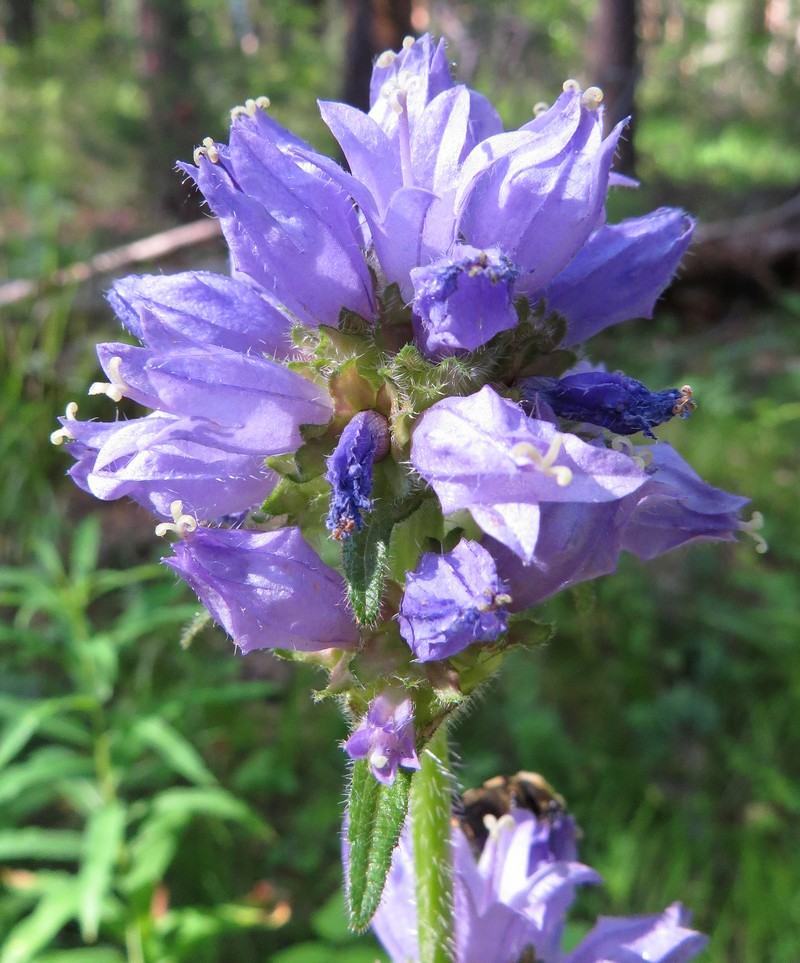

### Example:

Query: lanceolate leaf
xmin=347 ymin=760 xmax=412 ymax=931
xmin=342 ymin=507 xmax=394 ymax=626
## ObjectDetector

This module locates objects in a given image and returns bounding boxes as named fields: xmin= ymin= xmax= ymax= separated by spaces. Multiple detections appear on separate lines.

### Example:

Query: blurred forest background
xmin=1 ymin=0 xmax=799 ymax=960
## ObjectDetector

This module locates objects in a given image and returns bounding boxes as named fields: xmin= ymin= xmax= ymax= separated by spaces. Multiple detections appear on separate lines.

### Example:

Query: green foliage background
xmin=1 ymin=1 xmax=798 ymax=960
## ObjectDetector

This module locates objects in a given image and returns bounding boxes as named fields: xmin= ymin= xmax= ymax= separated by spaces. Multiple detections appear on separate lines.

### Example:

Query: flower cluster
xmin=53 ymin=33 xmax=754 ymax=771
xmin=367 ymin=803 xmax=708 ymax=963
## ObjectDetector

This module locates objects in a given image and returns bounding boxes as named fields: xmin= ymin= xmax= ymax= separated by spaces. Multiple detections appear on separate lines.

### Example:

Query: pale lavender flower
xmin=179 ymin=111 xmax=376 ymax=328
xmin=163 ymin=526 xmax=359 ymax=653
xmin=543 ymin=208 xmax=694 ymax=346
xmin=67 ymin=411 xmax=277 ymax=521
xmin=410 ymin=385 xmax=649 ymax=562
xmin=370 ymin=809 xmax=708 ymax=963
xmin=621 ymin=442 xmax=751 ymax=558
xmin=107 ymin=271 xmax=294 ymax=358
xmin=91 ymin=341 xmax=331 ymax=455
xmin=398 ymin=540 xmax=511 ymax=661
xmin=344 ymin=694 xmax=421 ymax=785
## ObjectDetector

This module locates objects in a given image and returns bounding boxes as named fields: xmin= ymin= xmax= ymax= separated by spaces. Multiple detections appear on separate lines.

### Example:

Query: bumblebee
xmin=457 ymin=770 xmax=566 ymax=853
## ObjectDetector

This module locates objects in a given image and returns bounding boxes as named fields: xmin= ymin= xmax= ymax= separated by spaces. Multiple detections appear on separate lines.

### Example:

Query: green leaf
xmin=0 ymin=697 xmax=95 ymax=770
xmin=342 ymin=509 xmax=393 ymax=626
xmin=130 ymin=717 xmax=217 ymax=786
xmin=78 ymin=799 xmax=126 ymax=941
xmin=0 ymin=747 xmax=91 ymax=806
xmin=151 ymin=787 xmax=272 ymax=836
xmin=0 ymin=879 xmax=81 ymax=963
xmin=68 ymin=517 xmax=101 ymax=584
xmin=0 ymin=829 xmax=83 ymax=862
xmin=346 ymin=760 xmax=412 ymax=931
xmin=386 ymin=497 xmax=443 ymax=583
xmin=36 ymin=950 xmax=125 ymax=963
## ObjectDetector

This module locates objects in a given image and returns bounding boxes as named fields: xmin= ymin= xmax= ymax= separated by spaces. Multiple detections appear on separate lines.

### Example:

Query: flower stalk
xmin=411 ymin=725 xmax=453 ymax=963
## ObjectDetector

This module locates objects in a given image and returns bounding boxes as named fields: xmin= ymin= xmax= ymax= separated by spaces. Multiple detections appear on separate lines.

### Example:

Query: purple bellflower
xmin=369 ymin=808 xmax=708 ymax=963
xmin=544 ymin=208 xmax=695 ymax=347
xmin=163 ymin=525 xmax=359 ymax=653
xmin=344 ymin=693 xmax=421 ymax=785
xmin=410 ymin=385 xmax=649 ymax=563
xmin=398 ymin=540 xmax=511 ymax=662
xmin=51 ymin=33 xmax=753 ymax=782
xmin=411 ymin=244 xmax=521 ymax=358
xmin=620 ymin=441 xmax=754 ymax=558
xmin=523 ymin=372 xmax=696 ymax=439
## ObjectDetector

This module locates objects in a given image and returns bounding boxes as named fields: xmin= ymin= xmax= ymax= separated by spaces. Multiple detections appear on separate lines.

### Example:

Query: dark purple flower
xmin=163 ymin=525 xmax=359 ymax=653
xmin=370 ymin=808 xmax=708 ymax=963
xmin=325 ymin=411 xmax=390 ymax=540
xmin=411 ymin=245 xmax=521 ymax=358
xmin=523 ymin=372 xmax=696 ymax=439
xmin=543 ymin=208 xmax=695 ymax=346
xmin=398 ymin=540 xmax=511 ymax=661
xmin=344 ymin=693 xmax=421 ymax=785
xmin=411 ymin=386 xmax=648 ymax=562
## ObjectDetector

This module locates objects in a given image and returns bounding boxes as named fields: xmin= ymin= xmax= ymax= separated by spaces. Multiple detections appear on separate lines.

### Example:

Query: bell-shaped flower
xmin=454 ymin=85 xmax=624 ymax=294
xmin=370 ymin=807 xmax=708 ymax=963
xmin=67 ymin=412 xmax=277 ymax=521
xmin=543 ymin=208 xmax=695 ymax=346
xmin=344 ymin=693 xmax=421 ymax=786
xmin=163 ymin=525 xmax=359 ymax=653
xmin=92 ymin=341 xmax=331 ymax=456
xmin=411 ymin=244 xmax=521 ymax=358
xmin=621 ymin=442 xmax=751 ymax=558
xmin=179 ymin=107 xmax=376 ymax=328
xmin=398 ymin=540 xmax=511 ymax=662
xmin=489 ymin=499 xmax=626 ymax=611
xmin=107 ymin=270 xmax=294 ymax=358
xmin=410 ymin=386 xmax=648 ymax=562
xmin=325 ymin=410 xmax=390 ymax=540
xmin=523 ymin=371 xmax=696 ymax=439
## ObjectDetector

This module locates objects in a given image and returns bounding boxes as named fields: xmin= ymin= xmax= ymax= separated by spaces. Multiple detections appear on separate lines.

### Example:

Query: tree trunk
xmin=139 ymin=0 xmax=206 ymax=218
xmin=5 ymin=0 xmax=37 ymax=44
xmin=589 ymin=0 xmax=639 ymax=176
xmin=342 ymin=0 xmax=413 ymax=111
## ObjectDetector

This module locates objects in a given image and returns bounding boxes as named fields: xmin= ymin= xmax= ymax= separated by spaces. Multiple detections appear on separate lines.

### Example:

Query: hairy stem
xmin=411 ymin=725 xmax=453 ymax=963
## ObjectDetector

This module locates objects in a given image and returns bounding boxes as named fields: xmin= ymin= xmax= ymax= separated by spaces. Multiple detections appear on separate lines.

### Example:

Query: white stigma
xmin=562 ymin=78 xmax=581 ymax=94
xmin=532 ymin=101 xmax=549 ymax=117
xmin=192 ymin=136 xmax=220 ymax=166
xmin=581 ymin=86 xmax=604 ymax=110
xmin=375 ymin=50 xmax=397 ymax=69
xmin=484 ymin=812 xmax=515 ymax=841
xmin=230 ymin=96 xmax=271 ymax=122
xmin=402 ymin=35 xmax=415 ymax=49
xmin=155 ymin=500 xmax=198 ymax=539
xmin=380 ymin=67 xmax=421 ymax=115
xmin=50 ymin=402 xmax=79 ymax=445
xmin=369 ymin=749 xmax=389 ymax=769
xmin=611 ymin=436 xmax=653 ymax=469
xmin=740 ymin=511 xmax=768 ymax=554
xmin=88 ymin=356 xmax=127 ymax=403
xmin=511 ymin=436 xmax=573 ymax=487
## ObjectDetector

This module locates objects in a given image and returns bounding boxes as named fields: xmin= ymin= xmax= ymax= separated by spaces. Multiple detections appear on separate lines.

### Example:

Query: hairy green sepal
xmin=347 ymin=759 xmax=412 ymax=931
